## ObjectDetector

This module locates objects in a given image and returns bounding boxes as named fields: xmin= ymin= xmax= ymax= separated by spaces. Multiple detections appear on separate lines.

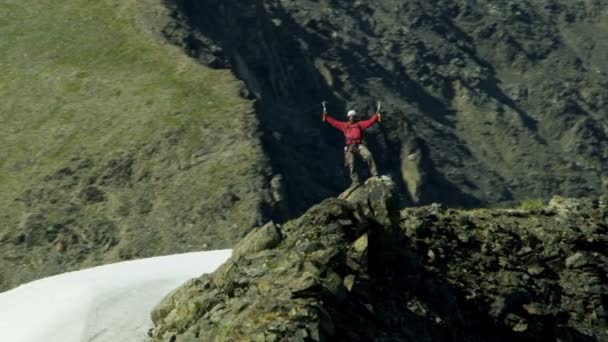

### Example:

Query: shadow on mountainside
xmin=164 ymin=0 xmax=348 ymax=218
xmin=161 ymin=0 xmax=497 ymax=218
xmin=162 ymin=0 xmax=608 ymax=220
xmin=363 ymin=224 xmax=598 ymax=342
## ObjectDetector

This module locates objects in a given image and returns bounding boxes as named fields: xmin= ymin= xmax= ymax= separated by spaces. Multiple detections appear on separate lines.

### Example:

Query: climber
xmin=323 ymin=108 xmax=380 ymax=186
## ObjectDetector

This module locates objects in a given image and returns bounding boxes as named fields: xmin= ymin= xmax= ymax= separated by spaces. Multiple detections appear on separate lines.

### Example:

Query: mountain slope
xmin=0 ymin=0 xmax=271 ymax=290
xmin=3 ymin=0 xmax=608 ymax=292
xmin=162 ymin=0 xmax=608 ymax=209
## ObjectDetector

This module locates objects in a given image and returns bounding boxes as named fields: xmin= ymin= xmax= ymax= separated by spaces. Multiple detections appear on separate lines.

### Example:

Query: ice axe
xmin=376 ymin=101 xmax=382 ymax=122
xmin=321 ymin=100 xmax=327 ymax=122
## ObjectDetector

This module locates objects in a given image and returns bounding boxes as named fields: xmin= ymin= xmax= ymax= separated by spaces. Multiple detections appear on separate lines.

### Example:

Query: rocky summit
xmin=149 ymin=177 xmax=608 ymax=341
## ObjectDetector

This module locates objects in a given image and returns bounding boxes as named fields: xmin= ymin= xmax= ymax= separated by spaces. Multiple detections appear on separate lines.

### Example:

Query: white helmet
xmin=347 ymin=110 xmax=357 ymax=117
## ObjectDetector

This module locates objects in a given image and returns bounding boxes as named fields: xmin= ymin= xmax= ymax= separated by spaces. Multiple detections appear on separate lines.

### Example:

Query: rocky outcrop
xmin=148 ymin=178 xmax=608 ymax=341
xmin=148 ymin=181 xmax=383 ymax=341
xmin=398 ymin=196 xmax=608 ymax=341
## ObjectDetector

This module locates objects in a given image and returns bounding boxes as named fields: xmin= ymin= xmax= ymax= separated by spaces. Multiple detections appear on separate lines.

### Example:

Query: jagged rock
xmin=233 ymin=221 xmax=282 ymax=260
xmin=398 ymin=198 xmax=608 ymax=339
xmin=150 ymin=278 xmax=219 ymax=338
xmin=150 ymin=188 xmax=608 ymax=340
xmin=339 ymin=176 xmax=399 ymax=226
xmin=400 ymin=137 xmax=427 ymax=205
xmin=149 ymin=198 xmax=372 ymax=341
xmin=149 ymin=179 xmax=395 ymax=341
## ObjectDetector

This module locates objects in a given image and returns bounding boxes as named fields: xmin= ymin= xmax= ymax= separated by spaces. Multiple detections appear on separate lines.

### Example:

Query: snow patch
xmin=0 ymin=249 xmax=232 ymax=342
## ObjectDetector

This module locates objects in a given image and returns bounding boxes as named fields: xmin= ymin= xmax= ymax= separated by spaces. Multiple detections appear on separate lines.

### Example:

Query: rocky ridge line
xmin=148 ymin=177 xmax=608 ymax=341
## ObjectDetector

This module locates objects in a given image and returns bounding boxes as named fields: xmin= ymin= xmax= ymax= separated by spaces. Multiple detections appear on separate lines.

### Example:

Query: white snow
xmin=0 ymin=249 xmax=232 ymax=342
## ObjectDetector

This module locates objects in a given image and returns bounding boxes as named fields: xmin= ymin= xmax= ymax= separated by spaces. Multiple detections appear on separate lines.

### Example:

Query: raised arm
xmin=359 ymin=113 xmax=379 ymax=130
xmin=325 ymin=114 xmax=346 ymax=132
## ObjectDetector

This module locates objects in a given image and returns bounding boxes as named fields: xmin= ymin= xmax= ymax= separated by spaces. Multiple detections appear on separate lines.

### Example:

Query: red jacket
xmin=326 ymin=113 xmax=379 ymax=145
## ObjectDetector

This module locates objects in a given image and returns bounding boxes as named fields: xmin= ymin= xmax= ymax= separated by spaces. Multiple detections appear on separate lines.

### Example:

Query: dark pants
xmin=345 ymin=144 xmax=378 ymax=184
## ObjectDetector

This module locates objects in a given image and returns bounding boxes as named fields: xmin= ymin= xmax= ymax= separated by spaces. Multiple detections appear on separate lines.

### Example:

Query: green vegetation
xmin=0 ymin=0 xmax=267 ymax=289
xmin=1 ymin=0 xmax=242 ymax=201
xmin=519 ymin=198 xmax=545 ymax=211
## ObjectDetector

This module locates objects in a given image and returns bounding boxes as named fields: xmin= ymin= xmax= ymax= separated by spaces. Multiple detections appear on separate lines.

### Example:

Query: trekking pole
xmin=322 ymin=100 xmax=327 ymax=122
xmin=376 ymin=101 xmax=382 ymax=122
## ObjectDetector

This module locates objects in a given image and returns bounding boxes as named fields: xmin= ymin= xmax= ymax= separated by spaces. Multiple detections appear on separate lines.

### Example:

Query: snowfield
xmin=0 ymin=250 xmax=232 ymax=342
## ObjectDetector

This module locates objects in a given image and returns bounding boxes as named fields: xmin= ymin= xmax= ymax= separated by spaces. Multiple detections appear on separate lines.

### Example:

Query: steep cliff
xmin=162 ymin=0 xmax=608 ymax=210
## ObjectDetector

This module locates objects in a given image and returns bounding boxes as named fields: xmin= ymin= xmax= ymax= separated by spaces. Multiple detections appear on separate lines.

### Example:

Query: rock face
xmin=149 ymin=178 xmax=608 ymax=341
xmin=162 ymin=0 xmax=608 ymax=210
xmin=399 ymin=197 xmax=608 ymax=341
xmin=149 ymin=194 xmax=378 ymax=341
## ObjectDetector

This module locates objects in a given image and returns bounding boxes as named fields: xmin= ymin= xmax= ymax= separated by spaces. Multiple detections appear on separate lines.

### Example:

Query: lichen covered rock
xmin=149 ymin=188 xmax=608 ymax=341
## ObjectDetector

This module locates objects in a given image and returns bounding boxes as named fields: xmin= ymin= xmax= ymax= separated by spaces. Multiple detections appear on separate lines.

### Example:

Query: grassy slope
xmin=0 ymin=0 xmax=267 ymax=289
